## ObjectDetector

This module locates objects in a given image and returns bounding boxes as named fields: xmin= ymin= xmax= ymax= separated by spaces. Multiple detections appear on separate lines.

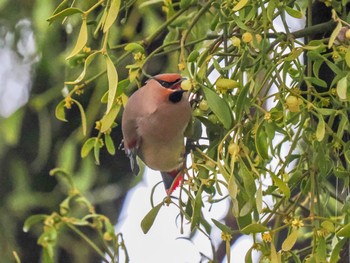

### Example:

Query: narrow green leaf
xmin=235 ymin=84 xmax=249 ymax=122
xmin=212 ymin=219 xmax=233 ymax=234
xmin=71 ymin=99 xmax=87 ymax=136
xmin=141 ymin=202 xmax=163 ymax=234
xmin=100 ymin=104 xmax=121 ymax=133
xmin=245 ymin=246 xmax=253 ymax=263
xmin=51 ymin=0 xmax=69 ymax=16
xmin=285 ymin=6 xmax=303 ymax=19
xmin=337 ymin=221 xmax=350 ymax=237
xmin=105 ymin=54 xmax=119 ymax=114
xmin=124 ymin=42 xmax=145 ymax=53
xmin=282 ymin=229 xmax=298 ymax=251
xmin=328 ymin=22 xmax=342 ymax=49
xmin=103 ymin=0 xmax=120 ymax=32
xmin=47 ymin=7 xmax=83 ymax=24
xmin=55 ymin=100 xmax=67 ymax=122
xmin=271 ymin=243 xmax=278 ymax=263
xmin=239 ymin=201 xmax=253 ymax=217
xmin=104 ymin=133 xmax=116 ymax=155
xmin=256 ymin=184 xmax=263 ymax=214
xmin=233 ymin=0 xmax=248 ymax=11
xmin=201 ymin=85 xmax=233 ymax=129
xmin=66 ymin=18 xmax=88 ymax=60
xmin=187 ymin=50 xmax=200 ymax=62
xmin=285 ymin=48 xmax=303 ymax=61
xmin=240 ymin=161 xmax=256 ymax=197
xmin=241 ymin=223 xmax=268 ymax=234
xmin=304 ymin=76 xmax=328 ymax=88
xmin=65 ymin=52 xmax=99 ymax=85
xmin=316 ymin=108 xmax=336 ymax=116
xmin=94 ymin=139 xmax=101 ymax=165
xmin=271 ymin=172 xmax=290 ymax=199
xmin=266 ymin=0 xmax=276 ymax=21
xmin=180 ymin=0 xmax=191 ymax=9
xmin=228 ymin=175 xmax=238 ymax=199
xmin=191 ymin=186 xmax=203 ymax=230
xmin=330 ymin=237 xmax=347 ymax=263
xmin=81 ymin=137 xmax=96 ymax=158
xmin=255 ymin=121 xmax=269 ymax=159
xmin=316 ymin=114 xmax=325 ymax=142
xmin=345 ymin=46 xmax=350 ymax=68
xmin=23 ymin=214 xmax=47 ymax=232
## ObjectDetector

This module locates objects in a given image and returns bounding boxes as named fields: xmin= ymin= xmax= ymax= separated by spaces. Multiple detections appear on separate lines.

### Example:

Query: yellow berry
xmin=255 ymin=34 xmax=262 ymax=44
xmin=216 ymin=78 xmax=239 ymax=91
xmin=231 ymin=36 xmax=241 ymax=47
xmin=181 ymin=79 xmax=192 ymax=90
xmin=228 ymin=142 xmax=240 ymax=156
xmin=286 ymin=95 xmax=303 ymax=112
xmin=346 ymin=29 xmax=350 ymax=39
xmin=242 ymin=32 xmax=253 ymax=43
xmin=199 ymin=100 xmax=209 ymax=111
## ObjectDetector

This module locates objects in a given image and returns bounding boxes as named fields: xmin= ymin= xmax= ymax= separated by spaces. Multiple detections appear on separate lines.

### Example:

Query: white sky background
xmin=0 ymin=19 xmax=38 ymax=118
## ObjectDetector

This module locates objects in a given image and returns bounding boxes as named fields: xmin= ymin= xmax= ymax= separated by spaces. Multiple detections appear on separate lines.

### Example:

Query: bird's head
xmin=152 ymin=73 xmax=185 ymax=90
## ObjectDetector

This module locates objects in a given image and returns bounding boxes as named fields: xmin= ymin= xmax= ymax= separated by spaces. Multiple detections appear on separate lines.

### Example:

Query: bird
xmin=121 ymin=73 xmax=192 ymax=194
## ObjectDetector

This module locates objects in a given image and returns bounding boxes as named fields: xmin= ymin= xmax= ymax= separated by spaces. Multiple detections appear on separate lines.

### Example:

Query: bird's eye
xmin=156 ymin=78 xmax=182 ymax=89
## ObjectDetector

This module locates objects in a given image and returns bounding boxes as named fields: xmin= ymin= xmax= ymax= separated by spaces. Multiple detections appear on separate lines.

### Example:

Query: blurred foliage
xmin=2 ymin=0 xmax=350 ymax=262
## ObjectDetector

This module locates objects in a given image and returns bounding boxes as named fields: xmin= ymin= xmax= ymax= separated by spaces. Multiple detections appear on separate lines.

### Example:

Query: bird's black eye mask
xmin=155 ymin=78 xmax=182 ymax=89
xmin=168 ymin=90 xmax=186 ymax=103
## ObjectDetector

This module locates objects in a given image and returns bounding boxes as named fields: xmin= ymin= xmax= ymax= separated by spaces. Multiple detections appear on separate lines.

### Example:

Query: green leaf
xmin=191 ymin=185 xmax=203 ymax=230
xmin=256 ymin=184 xmax=263 ymax=214
xmin=270 ymin=243 xmax=279 ymax=263
xmin=55 ymin=100 xmax=67 ymax=122
xmin=316 ymin=114 xmax=325 ymax=142
xmin=266 ymin=0 xmax=277 ymax=21
xmin=330 ymin=237 xmax=347 ymax=263
xmin=141 ymin=202 xmax=163 ymax=234
xmin=180 ymin=0 xmax=191 ymax=9
xmin=81 ymin=137 xmax=96 ymax=158
xmin=100 ymin=104 xmax=121 ymax=133
xmin=337 ymin=76 xmax=348 ymax=101
xmin=71 ymin=99 xmax=87 ymax=136
xmin=304 ymin=76 xmax=328 ymax=88
xmin=233 ymin=0 xmax=248 ymax=11
xmin=235 ymin=84 xmax=249 ymax=122
xmin=103 ymin=0 xmax=121 ymax=32
xmin=328 ymin=21 xmax=342 ymax=49
xmin=285 ymin=48 xmax=303 ymax=61
xmin=94 ymin=139 xmax=101 ymax=165
xmin=124 ymin=42 xmax=145 ymax=53
xmin=212 ymin=219 xmax=233 ymax=234
xmin=105 ymin=54 xmax=119 ymax=114
xmin=239 ymin=201 xmax=253 ymax=217
xmin=187 ymin=50 xmax=200 ymax=62
xmin=337 ymin=221 xmax=350 ymax=237
xmin=23 ymin=214 xmax=47 ymax=232
xmin=201 ymin=85 xmax=233 ymax=129
xmin=255 ymin=121 xmax=269 ymax=159
xmin=241 ymin=223 xmax=268 ymax=234
xmin=345 ymin=46 xmax=350 ymax=68
xmin=271 ymin=172 xmax=290 ymax=199
xmin=65 ymin=52 xmax=99 ymax=85
xmin=228 ymin=175 xmax=238 ymax=199
xmin=282 ymin=229 xmax=298 ymax=251
xmin=285 ymin=6 xmax=303 ymax=19
xmin=104 ymin=133 xmax=116 ymax=155
xmin=66 ymin=18 xmax=88 ymax=60
xmin=47 ymin=7 xmax=83 ymax=24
